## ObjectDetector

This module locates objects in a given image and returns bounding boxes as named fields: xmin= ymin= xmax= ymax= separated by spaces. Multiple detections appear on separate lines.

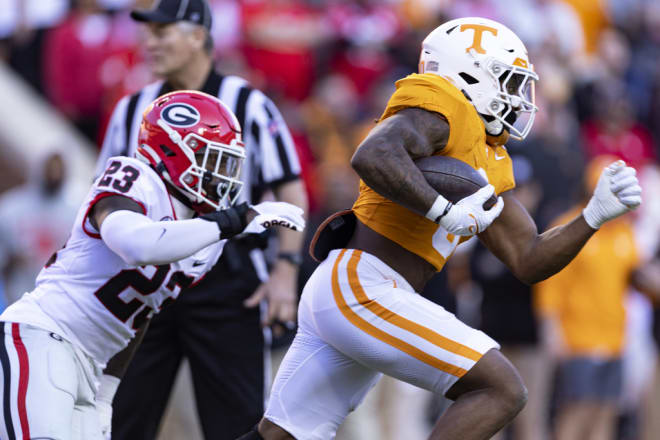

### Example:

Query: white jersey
xmin=0 ymin=157 xmax=224 ymax=366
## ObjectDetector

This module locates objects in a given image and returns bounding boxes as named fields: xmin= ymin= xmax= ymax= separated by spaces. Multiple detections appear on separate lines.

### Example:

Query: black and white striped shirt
xmin=95 ymin=70 xmax=302 ymax=204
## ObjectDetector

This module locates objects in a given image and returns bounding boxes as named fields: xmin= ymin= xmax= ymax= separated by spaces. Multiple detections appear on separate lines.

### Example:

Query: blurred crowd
xmin=1 ymin=0 xmax=660 ymax=439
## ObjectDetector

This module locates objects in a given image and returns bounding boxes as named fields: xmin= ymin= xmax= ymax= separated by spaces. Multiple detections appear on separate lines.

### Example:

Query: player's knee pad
xmin=235 ymin=425 xmax=265 ymax=440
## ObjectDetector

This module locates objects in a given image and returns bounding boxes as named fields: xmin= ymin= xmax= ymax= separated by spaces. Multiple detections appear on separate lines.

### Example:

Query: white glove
xmin=583 ymin=160 xmax=642 ymax=229
xmin=435 ymin=185 xmax=504 ymax=236
xmin=96 ymin=374 xmax=120 ymax=440
xmin=243 ymin=201 xmax=306 ymax=234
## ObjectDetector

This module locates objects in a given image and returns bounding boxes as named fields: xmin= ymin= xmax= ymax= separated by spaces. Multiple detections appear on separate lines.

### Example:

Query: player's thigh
xmin=0 ymin=322 xmax=77 ymax=440
xmin=316 ymin=249 xmax=499 ymax=396
xmin=265 ymin=328 xmax=381 ymax=440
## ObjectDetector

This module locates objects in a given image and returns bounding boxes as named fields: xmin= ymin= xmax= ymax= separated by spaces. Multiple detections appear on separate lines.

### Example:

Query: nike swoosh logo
xmin=192 ymin=260 xmax=205 ymax=267
xmin=494 ymin=154 xmax=506 ymax=160
xmin=157 ymin=228 xmax=167 ymax=240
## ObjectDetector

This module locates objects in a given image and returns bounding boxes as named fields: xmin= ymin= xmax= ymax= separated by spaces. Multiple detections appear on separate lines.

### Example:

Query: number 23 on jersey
xmin=99 ymin=160 xmax=141 ymax=193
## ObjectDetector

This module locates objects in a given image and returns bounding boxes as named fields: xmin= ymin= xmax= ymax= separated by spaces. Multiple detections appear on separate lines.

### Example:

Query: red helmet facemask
xmin=136 ymin=90 xmax=245 ymax=214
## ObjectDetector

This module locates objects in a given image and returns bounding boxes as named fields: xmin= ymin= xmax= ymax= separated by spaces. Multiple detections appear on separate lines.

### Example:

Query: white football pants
xmin=0 ymin=322 xmax=103 ymax=440
xmin=265 ymin=249 xmax=499 ymax=440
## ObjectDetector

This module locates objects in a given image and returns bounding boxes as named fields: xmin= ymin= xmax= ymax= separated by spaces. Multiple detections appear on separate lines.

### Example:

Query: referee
xmin=96 ymin=1 xmax=308 ymax=439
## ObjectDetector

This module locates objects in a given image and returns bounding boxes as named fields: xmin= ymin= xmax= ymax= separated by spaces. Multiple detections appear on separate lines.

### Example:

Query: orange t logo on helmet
xmin=512 ymin=58 xmax=529 ymax=68
xmin=459 ymin=24 xmax=498 ymax=54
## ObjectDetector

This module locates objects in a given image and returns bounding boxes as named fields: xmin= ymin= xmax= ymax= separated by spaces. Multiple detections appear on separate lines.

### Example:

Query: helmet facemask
xmin=479 ymin=57 xmax=538 ymax=140
xmin=157 ymin=118 xmax=245 ymax=212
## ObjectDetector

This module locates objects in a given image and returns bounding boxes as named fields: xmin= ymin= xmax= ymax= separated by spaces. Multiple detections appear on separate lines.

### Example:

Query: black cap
xmin=131 ymin=0 xmax=212 ymax=31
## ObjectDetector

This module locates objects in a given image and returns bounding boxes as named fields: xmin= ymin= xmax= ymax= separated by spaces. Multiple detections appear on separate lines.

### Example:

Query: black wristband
xmin=434 ymin=202 xmax=453 ymax=223
xmin=201 ymin=202 xmax=250 ymax=240
xmin=277 ymin=252 xmax=303 ymax=266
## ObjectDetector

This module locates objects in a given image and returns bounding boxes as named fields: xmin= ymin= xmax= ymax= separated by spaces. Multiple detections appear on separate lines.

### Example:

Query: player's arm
xmin=478 ymin=192 xmax=594 ymax=284
xmin=350 ymin=107 xmax=503 ymax=235
xmin=479 ymin=161 xmax=642 ymax=284
xmin=631 ymin=259 xmax=660 ymax=300
xmin=90 ymin=196 xmax=305 ymax=267
xmin=272 ymin=180 xmax=308 ymax=257
xmin=91 ymin=196 xmax=225 ymax=266
xmin=350 ymin=107 xmax=449 ymax=216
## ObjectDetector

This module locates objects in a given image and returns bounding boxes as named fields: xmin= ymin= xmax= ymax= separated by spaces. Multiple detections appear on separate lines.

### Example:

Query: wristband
xmin=582 ymin=204 xmax=602 ymax=230
xmin=425 ymin=195 xmax=452 ymax=223
xmin=436 ymin=202 xmax=453 ymax=223
xmin=277 ymin=252 xmax=303 ymax=266
xmin=201 ymin=203 xmax=250 ymax=239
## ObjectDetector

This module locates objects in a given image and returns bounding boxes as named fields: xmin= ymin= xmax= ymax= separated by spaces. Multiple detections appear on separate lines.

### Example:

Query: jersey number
xmin=94 ymin=265 xmax=194 ymax=329
xmin=99 ymin=161 xmax=140 ymax=193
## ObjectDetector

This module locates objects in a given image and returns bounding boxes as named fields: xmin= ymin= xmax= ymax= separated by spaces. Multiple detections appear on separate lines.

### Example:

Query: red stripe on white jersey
xmin=11 ymin=324 xmax=30 ymax=440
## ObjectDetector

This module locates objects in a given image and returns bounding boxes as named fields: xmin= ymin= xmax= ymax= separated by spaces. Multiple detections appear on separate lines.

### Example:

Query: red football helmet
xmin=136 ymin=90 xmax=245 ymax=214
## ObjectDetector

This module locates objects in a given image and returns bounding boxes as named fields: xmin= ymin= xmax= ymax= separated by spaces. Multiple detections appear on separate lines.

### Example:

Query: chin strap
xmin=163 ymin=179 xmax=195 ymax=209
xmin=152 ymin=162 xmax=197 ymax=211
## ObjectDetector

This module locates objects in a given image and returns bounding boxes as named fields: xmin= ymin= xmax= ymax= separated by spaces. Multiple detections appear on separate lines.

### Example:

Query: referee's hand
xmin=244 ymin=260 xmax=297 ymax=336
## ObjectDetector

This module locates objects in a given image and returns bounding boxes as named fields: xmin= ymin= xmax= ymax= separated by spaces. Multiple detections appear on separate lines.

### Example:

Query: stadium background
xmin=0 ymin=0 xmax=660 ymax=439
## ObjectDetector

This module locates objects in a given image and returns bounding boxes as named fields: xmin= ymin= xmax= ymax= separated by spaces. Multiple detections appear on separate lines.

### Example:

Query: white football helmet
xmin=419 ymin=17 xmax=538 ymax=140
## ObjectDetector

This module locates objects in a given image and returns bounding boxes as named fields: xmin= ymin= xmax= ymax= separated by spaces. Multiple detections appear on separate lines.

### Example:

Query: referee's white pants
xmin=0 ymin=322 xmax=103 ymax=440
xmin=265 ymin=249 xmax=499 ymax=440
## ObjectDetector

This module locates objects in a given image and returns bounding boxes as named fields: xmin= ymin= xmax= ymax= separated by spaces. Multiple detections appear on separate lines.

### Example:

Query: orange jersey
xmin=534 ymin=207 xmax=639 ymax=357
xmin=352 ymin=73 xmax=515 ymax=271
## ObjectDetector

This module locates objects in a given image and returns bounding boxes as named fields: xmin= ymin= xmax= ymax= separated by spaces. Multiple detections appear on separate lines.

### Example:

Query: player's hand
xmin=201 ymin=202 xmax=304 ymax=239
xmin=244 ymin=261 xmax=298 ymax=336
xmin=243 ymin=201 xmax=306 ymax=234
xmin=439 ymin=185 xmax=504 ymax=236
xmin=583 ymin=160 xmax=642 ymax=229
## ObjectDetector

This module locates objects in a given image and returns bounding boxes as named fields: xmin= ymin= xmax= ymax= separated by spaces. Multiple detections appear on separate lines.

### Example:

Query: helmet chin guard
xmin=419 ymin=17 xmax=538 ymax=141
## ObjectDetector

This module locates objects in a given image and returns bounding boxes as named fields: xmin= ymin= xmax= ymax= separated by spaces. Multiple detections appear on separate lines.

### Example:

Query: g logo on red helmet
xmin=161 ymin=103 xmax=201 ymax=127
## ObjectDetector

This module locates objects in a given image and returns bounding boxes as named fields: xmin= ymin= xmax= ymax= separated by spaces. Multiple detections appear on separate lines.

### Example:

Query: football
xmin=415 ymin=156 xmax=498 ymax=209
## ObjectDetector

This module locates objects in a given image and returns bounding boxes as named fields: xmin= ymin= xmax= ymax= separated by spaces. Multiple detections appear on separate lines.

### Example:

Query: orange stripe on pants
xmin=331 ymin=249 xmax=468 ymax=377
xmin=347 ymin=251 xmax=482 ymax=362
